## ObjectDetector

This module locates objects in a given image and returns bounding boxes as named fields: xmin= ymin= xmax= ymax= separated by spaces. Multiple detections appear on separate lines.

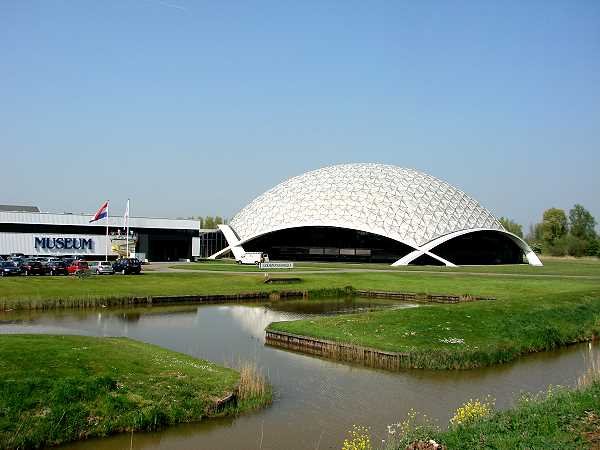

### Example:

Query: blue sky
xmin=1 ymin=0 xmax=599 ymax=231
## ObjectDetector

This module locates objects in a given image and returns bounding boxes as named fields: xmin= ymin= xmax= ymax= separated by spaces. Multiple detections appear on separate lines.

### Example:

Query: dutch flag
xmin=90 ymin=201 xmax=109 ymax=223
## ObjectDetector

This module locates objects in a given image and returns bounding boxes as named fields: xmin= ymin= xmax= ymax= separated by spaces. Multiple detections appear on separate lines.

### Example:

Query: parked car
xmin=88 ymin=261 xmax=114 ymax=275
xmin=237 ymin=252 xmax=269 ymax=265
xmin=98 ymin=261 xmax=115 ymax=275
xmin=0 ymin=261 xmax=22 ymax=276
xmin=47 ymin=260 xmax=68 ymax=276
xmin=67 ymin=260 xmax=89 ymax=275
xmin=113 ymin=258 xmax=142 ymax=275
xmin=61 ymin=257 xmax=75 ymax=267
xmin=46 ymin=257 xmax=62 ymax=264
xmin=21 ymin=259 xmax=47 ymax=276
xmin=32 ymin=257 xmax=50 ymax=268
xmin=9 ymin=258 xmax=24 ymax=271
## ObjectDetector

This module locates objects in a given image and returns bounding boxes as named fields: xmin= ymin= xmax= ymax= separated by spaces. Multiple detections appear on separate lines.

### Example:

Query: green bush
xmin=528 ymin=241 xmax=543 ymax=254
xmin=544 ymin=236 xmax=568 ymax=256
xmin=587 ymin=238 xmax=600 ymax=257
xmin=565 ymin=235 xmax=589 ymax=257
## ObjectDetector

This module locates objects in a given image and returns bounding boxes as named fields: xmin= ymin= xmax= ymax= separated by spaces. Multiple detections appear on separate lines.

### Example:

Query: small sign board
xmin=259 ymin=262 xmax=294 ymax=270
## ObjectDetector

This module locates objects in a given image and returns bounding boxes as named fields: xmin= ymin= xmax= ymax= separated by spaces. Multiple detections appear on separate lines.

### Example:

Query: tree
xmin=203 ymin=216 xmax=216 ymax=229
xmin=542 ymin=208 xmax=568 ymax=245
xmin=526 ymin=222 xmax=543 ymax=245
xmin=498 ymin=217 xmax=523 ymax=238
xmin=569 ymin=204 xmax=597 ymax=242
xmin=197 ymin=216 xmax=227 ymax=229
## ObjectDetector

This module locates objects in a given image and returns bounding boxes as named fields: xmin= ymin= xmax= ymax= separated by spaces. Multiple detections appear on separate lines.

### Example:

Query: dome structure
xmin=211 ymin=163 xmax=541 ymax=266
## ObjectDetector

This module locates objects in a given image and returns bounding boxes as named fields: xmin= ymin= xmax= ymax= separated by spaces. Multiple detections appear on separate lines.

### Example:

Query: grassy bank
xmin=1 ymin=260 xmax=599 ymax=310
xmin=0 ymin=335 xmax=271 ymax=449
xmin=0 ymin=271 xmax=359 ymax=310
xmin=378 ymin=380 xmax=600 ymax=449
xmin=267 ymin=275 xmax=600 ymax=369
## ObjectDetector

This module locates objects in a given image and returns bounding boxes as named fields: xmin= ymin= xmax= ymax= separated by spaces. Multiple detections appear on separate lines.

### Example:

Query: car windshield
xmin=100 ymin=262 xmax=111 ymax=266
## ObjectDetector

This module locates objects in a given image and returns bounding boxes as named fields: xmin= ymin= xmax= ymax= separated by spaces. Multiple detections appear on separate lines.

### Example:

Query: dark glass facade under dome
xmin=242 ymin=226 xmax=524 ymax=265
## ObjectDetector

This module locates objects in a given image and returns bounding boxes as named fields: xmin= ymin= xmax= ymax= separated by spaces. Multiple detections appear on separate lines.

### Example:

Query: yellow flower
xmin=341 ymin=425 xmax=372 ymax=450
xmin=450 ymin=397 xmax=495 ymax=426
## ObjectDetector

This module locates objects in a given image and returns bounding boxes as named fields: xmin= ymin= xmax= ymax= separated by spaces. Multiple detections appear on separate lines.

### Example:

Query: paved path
xmin=145 ymin=262 xmax=600 ymax=280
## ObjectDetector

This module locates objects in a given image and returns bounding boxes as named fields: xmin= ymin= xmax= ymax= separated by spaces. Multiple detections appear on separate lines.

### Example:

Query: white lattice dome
xmin=229 ymin=163 xmax=504 ymax=248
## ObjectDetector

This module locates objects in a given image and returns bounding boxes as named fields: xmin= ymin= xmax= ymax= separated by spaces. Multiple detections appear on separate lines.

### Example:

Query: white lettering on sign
xmin=259 ymin=262 xmax=294 ymax=269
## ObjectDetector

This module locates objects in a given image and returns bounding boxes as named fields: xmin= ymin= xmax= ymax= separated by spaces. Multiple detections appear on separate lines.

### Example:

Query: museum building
xmin=0 ymin=205 xmax=201 ymax=261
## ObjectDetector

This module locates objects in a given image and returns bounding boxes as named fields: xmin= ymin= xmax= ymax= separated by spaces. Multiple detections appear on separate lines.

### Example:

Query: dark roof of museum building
xmin=0 ymin=205 xmax=41 ymax=213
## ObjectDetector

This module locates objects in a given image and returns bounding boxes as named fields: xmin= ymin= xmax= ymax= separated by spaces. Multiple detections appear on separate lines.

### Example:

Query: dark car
xmin=0 ymin=261 xmax=22 ymax=276
xmin=61 ymin=257 xmax=75 ymax=267
xmin=113 ymin=258 xmax=142 ymax=275
xmin=21 ymin=259 xmax=47 ymax=276
xmin=47 ymin=260 xmax=68 ymax=276
xmin=9 ymin=257 xmax=25 ymax=266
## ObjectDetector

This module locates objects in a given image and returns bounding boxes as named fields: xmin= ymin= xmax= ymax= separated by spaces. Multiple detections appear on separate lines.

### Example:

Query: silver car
xmin=89 ymin=261 xmax=114 ymax=275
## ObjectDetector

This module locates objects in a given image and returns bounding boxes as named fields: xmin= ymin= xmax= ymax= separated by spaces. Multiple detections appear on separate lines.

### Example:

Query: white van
xmin=238 ymin=252 xmax=269 ymax=265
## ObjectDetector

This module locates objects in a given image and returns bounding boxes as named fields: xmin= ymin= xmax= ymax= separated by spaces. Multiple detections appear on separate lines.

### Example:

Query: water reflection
xmin=0 ymin=300 xmax=598 ymax=450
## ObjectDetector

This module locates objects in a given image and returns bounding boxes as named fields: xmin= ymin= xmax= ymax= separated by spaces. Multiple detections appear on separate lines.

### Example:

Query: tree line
xmin=189 ymin=216 xmax=227 ymax=229
xmin=501 ymin=204 xmax=599 ymax=257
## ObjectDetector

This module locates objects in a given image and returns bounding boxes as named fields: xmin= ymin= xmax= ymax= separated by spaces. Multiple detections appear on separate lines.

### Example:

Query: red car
xmin=67 ymin=260 xmax=89 ymax=275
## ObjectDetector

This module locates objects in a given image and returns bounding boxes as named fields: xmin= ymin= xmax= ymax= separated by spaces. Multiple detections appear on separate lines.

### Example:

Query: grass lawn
xmin=0 ymin=335 xmax=270 ymax=449
xmin=0 ymin=271 xmax=354 ymax=309
xmin=171 ymin=257 xmax=600 ymax=277
xmin=1 ymin=262 xmax=599 ymax=309
xmin=381 ymin=380 xmax=600 ymax=449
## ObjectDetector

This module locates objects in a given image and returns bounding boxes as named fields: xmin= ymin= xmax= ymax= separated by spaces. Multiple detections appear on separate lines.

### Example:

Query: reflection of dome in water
xmin=224 ymin=305 xmax=312 ymax=340
xmin=215 ymin=163 xmax=542 ymax=266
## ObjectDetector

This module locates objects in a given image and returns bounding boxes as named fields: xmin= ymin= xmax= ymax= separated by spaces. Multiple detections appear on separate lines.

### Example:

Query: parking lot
xmin=0 ymin=255 xmax=142 ymax=276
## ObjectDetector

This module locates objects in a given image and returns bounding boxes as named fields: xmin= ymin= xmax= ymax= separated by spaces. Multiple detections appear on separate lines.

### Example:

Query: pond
xmin=0 ymin=298 xmax=597 ymax=450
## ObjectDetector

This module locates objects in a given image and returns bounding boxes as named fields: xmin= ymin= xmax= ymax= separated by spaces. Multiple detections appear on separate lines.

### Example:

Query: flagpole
xmin=105 ymin=201 xmax=109 ymax=261
xmin=126 ymin=199 xmax=130 ymax=258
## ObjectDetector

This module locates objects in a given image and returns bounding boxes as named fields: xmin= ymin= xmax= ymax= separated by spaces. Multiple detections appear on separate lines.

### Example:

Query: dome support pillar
xmin=392 ymin=229 xmax=543 ymax=267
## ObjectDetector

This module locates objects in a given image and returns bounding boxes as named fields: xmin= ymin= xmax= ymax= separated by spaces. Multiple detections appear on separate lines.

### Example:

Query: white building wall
xmin=0 ymin=232 xmax=117 ymax=257
xmin=192 ymin=237 xmax=201 ymax=257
